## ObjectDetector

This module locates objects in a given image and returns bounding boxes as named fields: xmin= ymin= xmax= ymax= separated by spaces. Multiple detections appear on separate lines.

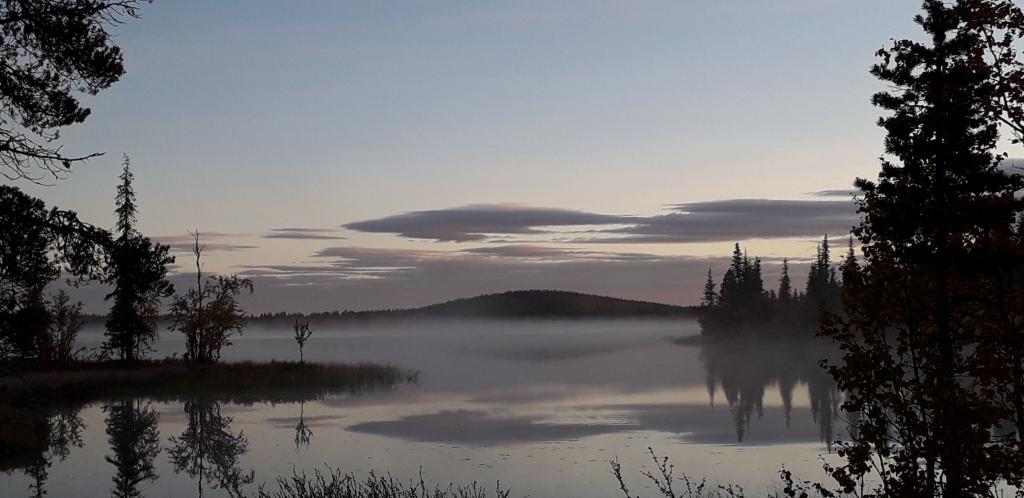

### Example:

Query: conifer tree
xmin=778 ymin=258 xmax=792 ymax=302
xmin=840 ymin=236 xmax=858 ymax=283
xmin=701 ymin=268 xmax=717 ymax=307
xmin=750 ymin=257 xmax=764 ymax=298
xmin=821 ymin=2 xmax=1024 ymax=495
xmin=103 ymin=156 xmax=174 ymax=362
xmin=114 ymin=154 xmax=137 ymax=240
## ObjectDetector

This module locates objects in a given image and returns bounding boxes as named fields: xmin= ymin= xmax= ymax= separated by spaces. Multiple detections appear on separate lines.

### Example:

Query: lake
xmin=0 ymin=319 xmax=845 ymax=497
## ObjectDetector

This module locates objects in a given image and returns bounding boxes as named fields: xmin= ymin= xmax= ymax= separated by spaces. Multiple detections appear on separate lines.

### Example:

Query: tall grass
xmin=256 ymin=468 xmax=510 ymax=498
xmin=610 ymin=447 xmax=843 ymax=498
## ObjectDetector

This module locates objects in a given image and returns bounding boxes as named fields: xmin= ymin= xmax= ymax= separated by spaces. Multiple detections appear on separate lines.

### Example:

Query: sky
xmin=11 ymin=0 xmax=995 ymax=312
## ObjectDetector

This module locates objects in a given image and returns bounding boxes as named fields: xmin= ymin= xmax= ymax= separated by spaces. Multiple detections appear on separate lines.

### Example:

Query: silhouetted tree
xmin=702 ymin=243 xmax=771 ymax=335
xmin=45 ymin=290 xmax=84 ymax=363
xmin=778 ymin=258 xmax=792 ymax=303
xmin=292 ymin=321 xmax=312 ymax=364
xmin=103 ymin=156 xmax=174 ymax=362
xmin=168 ymin=232 xmax=253 ymax=364
xmin=700 ymin=268 xmax=717 ymax=308
xmin=805 ymin=235 xmax=840 ymax=317
xmin=822 ymin=1 xmax=1024 ymax=496
xmin=840 ymin=236 xmax=858 ymax=284
xmin=0 ymin=185 xmax=107 ymax=359
xmin=105 ymin=399 xmax=160 ymax=498
xmin=0 ymin=0 xmax=148 ymax=182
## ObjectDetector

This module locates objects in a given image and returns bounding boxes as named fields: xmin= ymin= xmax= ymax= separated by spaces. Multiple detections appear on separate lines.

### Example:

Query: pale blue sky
xmin=15 ymin=1 xmax=956 ymax=311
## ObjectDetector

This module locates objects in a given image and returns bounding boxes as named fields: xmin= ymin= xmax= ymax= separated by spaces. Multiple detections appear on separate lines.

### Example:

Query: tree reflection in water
xmin=698 ymin=339 xmax=843 ymax=446
xmin=294 ymin=401 xmax=313 ymax=451
xmin=0 ymin=403 xmax=83 ymax=498
xmin=167 ymin=400 xmax=254 ymax=498
xmin=104 ymin=399 xmax=160 ymax=498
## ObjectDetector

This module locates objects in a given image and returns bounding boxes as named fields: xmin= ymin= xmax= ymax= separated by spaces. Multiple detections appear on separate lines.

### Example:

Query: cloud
xmin=343 ymin=203 xmax=636 ymax=242
xmin=344 ymin=199 xmax=858 ymax=244
xmin=347 ymin=409 xmax=629 ymax=445
xmin=152 ymin=232 xmax=257 ymax=253
xmin=346 ymin=404 xmax=827 ymax=446
xmin=583 ymin=199 xmax=857 ymax=243
xmin=808 ymin=189 xmax=858 ymax=197
xmin=264 ymin=227 xmax=347 ymax=240
xmin=463 ymin=244 xmax=662 ymax=262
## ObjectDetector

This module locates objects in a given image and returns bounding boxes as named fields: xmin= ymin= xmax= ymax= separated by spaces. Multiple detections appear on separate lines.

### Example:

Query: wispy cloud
xmin=808 ymin=189 xmax=858 ymax=197
xmin=343 ymin=204 xmax=635 ymax=242
xmin=583 ymin=199 xmax=857 ymax=243
xmin=152 ymin=232 xmax=257 ymax=253
xmin=264 ymin=227 xmax=348 ymax=240
xmin=343 ymin=199 xmax=858 ymax=244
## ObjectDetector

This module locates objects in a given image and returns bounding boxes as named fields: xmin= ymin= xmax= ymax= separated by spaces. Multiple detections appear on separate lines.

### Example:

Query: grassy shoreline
xmin=0 ymin=359 xmax=418 ymax=404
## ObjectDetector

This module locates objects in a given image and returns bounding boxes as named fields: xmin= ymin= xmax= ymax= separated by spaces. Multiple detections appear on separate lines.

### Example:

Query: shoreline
xmin=0 ymin=359 xmax=418 ymax=405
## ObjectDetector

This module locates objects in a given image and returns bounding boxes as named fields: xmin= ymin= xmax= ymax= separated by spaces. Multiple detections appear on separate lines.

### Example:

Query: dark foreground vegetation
xmin=257 ymin=469 xmax=511 ymax=498
xmin=699 ymin=1 xmax=1024 ymax=496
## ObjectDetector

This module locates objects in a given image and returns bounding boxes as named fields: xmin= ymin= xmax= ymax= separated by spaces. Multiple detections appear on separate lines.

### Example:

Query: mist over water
xmin=5 ymin=319 xmax=844 ymax=497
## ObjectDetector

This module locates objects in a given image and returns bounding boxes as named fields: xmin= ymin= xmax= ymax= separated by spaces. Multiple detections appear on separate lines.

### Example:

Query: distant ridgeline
xmin=251 ymin=290 xmax=696 ymax=326
xmin=699 ymin=236 xmax=857 ymax=337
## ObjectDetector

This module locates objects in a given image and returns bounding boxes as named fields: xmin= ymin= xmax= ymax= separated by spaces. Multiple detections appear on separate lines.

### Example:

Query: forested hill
xmin=407 ymin=290 xmax=692 ymax=319
xmin=250 ymin=290 xmax=695 ymax=325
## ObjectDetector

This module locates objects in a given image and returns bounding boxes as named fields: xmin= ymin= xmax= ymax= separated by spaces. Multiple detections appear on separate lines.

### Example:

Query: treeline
xmin=698 ymin=235 xmax=856 ymax=337
xmin=0 ymin=156 xmax=252 ymax=366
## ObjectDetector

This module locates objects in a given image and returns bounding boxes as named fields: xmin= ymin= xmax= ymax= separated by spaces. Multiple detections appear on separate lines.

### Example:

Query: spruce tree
xmin=114 ymin=154 xmax=137 ymax=241
xmin=104 ymin=156 xmax=174 ymax=362
xmin=701 ymin=268 xmax=717 ymax=307
xmin=778 ymin=258 xmax=792 ymax=302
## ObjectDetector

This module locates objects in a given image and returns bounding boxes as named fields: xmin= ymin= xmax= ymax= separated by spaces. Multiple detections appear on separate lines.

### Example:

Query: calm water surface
xmin=1 ymin=319 xmax=844 ymax=497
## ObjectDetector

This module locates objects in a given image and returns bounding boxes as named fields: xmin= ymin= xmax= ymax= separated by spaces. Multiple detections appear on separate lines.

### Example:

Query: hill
xmin=251 ymin=290 xmax=695 ymax=326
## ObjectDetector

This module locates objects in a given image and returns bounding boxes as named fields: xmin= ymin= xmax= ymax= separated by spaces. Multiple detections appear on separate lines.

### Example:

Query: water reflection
xmin=0 ymin=402 xmax=83 ymax=498
xmin=699 ymin=339 xmax=842 ymax=445
xmin=293 ymin=401 xmax=313 ymax=451
xmin=104 ymin=400 xmax=160 ymax=498
xmin=167 ymin=400 xmax=253 ymax=498
xmin=1 ymin=323 xmax=849 ymax=497
xmin=0 ymin=358 xmax=410 ymax=497
xmin=348 ymin=338 xmax=844 ymax=448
